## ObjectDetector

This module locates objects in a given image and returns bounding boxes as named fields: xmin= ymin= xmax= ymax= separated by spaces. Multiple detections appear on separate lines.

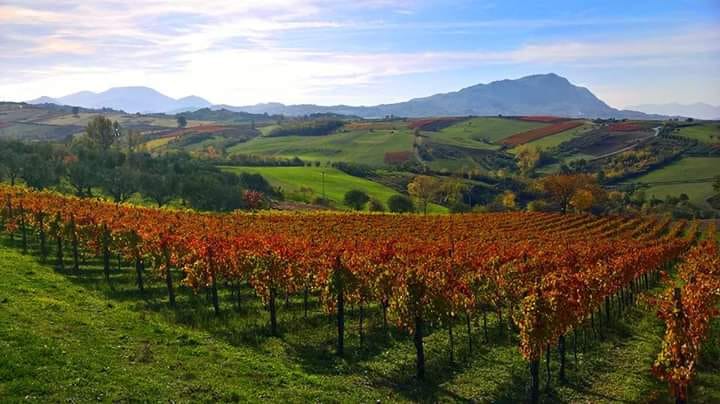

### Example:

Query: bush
xmin=368 ymin=198 xmax=385 ymax=212
xmin=387 ymin=194 xmax=414 ymax=213
xmin=267 ymin=119 xmax=343 ymax=137
xmin=344 ymin=189 xmax=370 ymax=210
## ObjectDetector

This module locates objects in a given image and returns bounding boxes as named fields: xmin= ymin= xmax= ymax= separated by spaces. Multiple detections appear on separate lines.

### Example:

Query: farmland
xmin=629 ymin=157 xmax=720 ymax=208
xmin=501 ymin=120 xmax=585 ymax=147
xmin=0 ymin=186 xmax=718 ymax=403
xmin=516 ymin=122 xmax=593 ymax=150
xmin=677 ymin=123 xmax=720 ymax=144
xmin=427 ymin=117 xmax=546 ymax=150
xmin=227 ymin=128 xmax=414 ymax=166
xmin=219 ymin=165 xmax=446 ymax=211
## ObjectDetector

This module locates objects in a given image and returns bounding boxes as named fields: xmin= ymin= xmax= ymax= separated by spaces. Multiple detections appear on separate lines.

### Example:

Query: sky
xmin=1 ymin=0 xmax=719 ymax=108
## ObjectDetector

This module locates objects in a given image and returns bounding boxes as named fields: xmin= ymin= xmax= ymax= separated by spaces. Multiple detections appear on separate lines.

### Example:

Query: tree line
xmin=0 ymin=116 xmax=275 ymax=211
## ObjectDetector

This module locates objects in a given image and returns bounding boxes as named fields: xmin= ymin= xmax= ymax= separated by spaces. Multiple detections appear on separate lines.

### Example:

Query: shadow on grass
xmin=0 ymin=233 xmax=680 ymax=403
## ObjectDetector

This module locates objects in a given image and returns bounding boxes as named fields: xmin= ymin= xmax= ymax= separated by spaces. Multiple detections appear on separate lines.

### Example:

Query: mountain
xmin=627 ymin=103 xmax=720 ymax=120
xmin=28 ymin=87 xmax=212 ymax=114
xmin=223 ymin=73 xmax=655 ymax=119
xmin=27 ymin=74 xmax=659 ymax=119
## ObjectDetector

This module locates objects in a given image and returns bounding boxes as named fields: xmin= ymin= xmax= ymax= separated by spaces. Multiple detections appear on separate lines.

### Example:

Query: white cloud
xmin=0 ymin=1 xmax=719 ymax=105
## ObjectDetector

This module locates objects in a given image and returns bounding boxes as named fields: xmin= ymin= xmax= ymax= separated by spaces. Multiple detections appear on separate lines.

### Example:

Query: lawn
xmin=629 ymin=157 xmax=720 ymax=208
xmin=227 ymin=129 xmax=414 ymax=166
xmin=428 ymin=117 xmax=547 ymax=150
xmin=677 ymin=124 xmax=720 ymax=144
xmin=221 ymin=166 xmax=446 ymax=211
xmin=1 ymin=236 xmax=717 ymax=403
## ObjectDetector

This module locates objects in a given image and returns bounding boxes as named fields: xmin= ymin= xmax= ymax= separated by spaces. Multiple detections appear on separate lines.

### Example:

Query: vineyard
xmin=1 ymin=185 xmax=718 ymax=402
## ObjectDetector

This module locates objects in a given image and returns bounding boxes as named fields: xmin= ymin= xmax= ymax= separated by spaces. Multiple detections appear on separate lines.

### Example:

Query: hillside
xmin=1 ymin=202 xmax=718 ymax=403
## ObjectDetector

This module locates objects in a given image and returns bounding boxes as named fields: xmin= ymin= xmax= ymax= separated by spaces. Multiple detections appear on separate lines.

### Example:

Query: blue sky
xmin=1 ymin=0 xmax=719 ymax=107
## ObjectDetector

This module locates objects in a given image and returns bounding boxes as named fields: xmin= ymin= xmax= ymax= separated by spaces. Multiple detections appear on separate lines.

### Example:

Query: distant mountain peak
xmin=27 ymin=74 xmax=661 ymax=119
xmin=27 ymin=86 xmax=212 ymax=114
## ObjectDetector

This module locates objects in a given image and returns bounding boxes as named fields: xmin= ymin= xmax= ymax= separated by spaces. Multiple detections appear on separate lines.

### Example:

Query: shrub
xmin=387 ymin=194 xmax=415 ymax=213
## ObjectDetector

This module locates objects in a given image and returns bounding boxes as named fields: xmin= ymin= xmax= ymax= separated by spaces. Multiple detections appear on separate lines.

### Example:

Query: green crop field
xmin=629 ymin=157 xmax=720 ymax=207
xmin=427 ymin=117 xmax=546 ymax=150
xmin=221 ymin=166 xmax=445 ymax=211
xmin=2 ymin=239 xmax=717 ymax=403
xmin=227 ymin=129 xmax=414 ymax=166
xmin=677 ymin=124 xmax=720 ymax=144
xmin=520 ymin=123 xmax=593 ymax=150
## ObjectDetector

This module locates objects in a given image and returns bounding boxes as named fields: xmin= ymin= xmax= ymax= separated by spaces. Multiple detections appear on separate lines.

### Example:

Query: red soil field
xmin=607 ymin=123 xmax=644 ymax=132
xmin=407 ymin=117 xmax=465 ymax=131
xmin=517 ymin=116 xmax=568 ymax=123
xmin=501 ymin=120 xmax=584 ymax=146
xmin=384 ymin=150 xmax=412 ymax=164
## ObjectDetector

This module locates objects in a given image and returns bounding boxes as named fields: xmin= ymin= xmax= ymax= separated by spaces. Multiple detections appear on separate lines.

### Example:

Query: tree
xmin=0 ymin=142 xmax=23 ymax=186
xmin=66 ymin=155 xmax=100 ymax=197
xmin=368 ymin=198 xmax=385 ymax=212
xmin=139 ymin=173 xmax=178 ymax=207
xmin=500 ymin=190 xmax=518 ymax=210
xmin=407 ymin=175 xmax=440 ymax=214
xmin=177 ymin=116 xmax=187 ymax=128
xmin=85 ymin=116 xmax=118 ymax=151
xmin=537 ymin=174 xmax=602 ymax=213
xmin=72 ymin=106 xmax=80 ymax=117
xmin=21 ymin=153 xmax=62 ymax=190
xmin=515 ymin=145 xmax=542 ymax=176
xmin=101 ymin=165 xmax=139 ymax=203
xmin=570 ymin=189 xmax=594 ymax=212
xmin=344 ymin=189 xmax=370 ymax=210
xmin=388 ymin=194 xmax=415 ymax=213
xmin=436 ymin=178 xmax=468 ymax=206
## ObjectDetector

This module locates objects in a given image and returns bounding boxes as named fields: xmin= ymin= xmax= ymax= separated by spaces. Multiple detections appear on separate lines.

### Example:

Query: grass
xmin=40 ymin=112 xmax=211 ymax=129
xmin=629 ymin=157 xmax=720 ymax=208
xmin=428 ymin=118 xmax=546 ymax=150
xmin=221 ymin=166 xmax=446 ymax=212
xmin=227 ymin=129 xmax=414 ymax=166
xmin=520 ymin=123 xmax=593 ymax=150
xmin=677 ymin=124 xmax=720 ymax=144
xmin=1 ymin=234 xmax=717 ymax=403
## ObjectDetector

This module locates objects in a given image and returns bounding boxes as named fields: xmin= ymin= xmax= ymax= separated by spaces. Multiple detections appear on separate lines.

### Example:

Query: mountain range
xmin=28 ymin=74 xmax=666 ymax=119
xmin=627 ymin=103 xmax=720 ymax=120
xmin=29 ymin=87 xmax=212 ymax=114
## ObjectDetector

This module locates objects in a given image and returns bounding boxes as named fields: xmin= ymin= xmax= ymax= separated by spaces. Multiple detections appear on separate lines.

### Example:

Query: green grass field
xmin=2 ymin=237 xmax=717 ymax=403
xmin=221 ymin=166 xmax=445 ymax=211
xmin=677 ymin=124 xmax=720 ymax=144
xmin=227 ymin=129 xmax=414 ymax=166
xmin=521 ymin=123 xmax=593 ymax=150
xmin=630 ymin=157 xmax=720 ymax=208
xmin=428 ymin=118 xmax=546 ymax=150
